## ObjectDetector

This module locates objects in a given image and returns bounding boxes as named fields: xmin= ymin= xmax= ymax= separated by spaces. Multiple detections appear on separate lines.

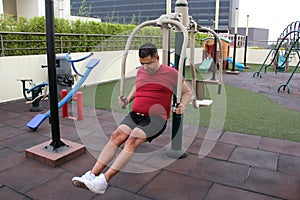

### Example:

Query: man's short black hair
xmin=139 ymin=43 xmax=158 ymax=58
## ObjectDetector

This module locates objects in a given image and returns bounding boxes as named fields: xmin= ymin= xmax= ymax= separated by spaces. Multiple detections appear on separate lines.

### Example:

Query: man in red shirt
xmin=72 ymin=43 xmax=192 ymax=194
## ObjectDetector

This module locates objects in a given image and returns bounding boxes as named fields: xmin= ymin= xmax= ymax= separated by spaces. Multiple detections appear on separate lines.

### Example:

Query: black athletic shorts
xmin=120 ymin=111 xmax=167 ymax=142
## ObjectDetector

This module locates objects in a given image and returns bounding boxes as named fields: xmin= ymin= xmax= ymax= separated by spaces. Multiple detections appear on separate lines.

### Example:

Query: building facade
xmin=0 ymin=0 xmax=71 ymax=19
xmin=70 ymin=0 xmax=238 ymax=30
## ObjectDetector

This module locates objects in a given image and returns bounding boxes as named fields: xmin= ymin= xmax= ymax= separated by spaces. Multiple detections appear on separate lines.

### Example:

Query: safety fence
xmin=0 ymin=31 xmax=177 ymax=57
xmin=0 ymin=31 xmax=269 ymax=57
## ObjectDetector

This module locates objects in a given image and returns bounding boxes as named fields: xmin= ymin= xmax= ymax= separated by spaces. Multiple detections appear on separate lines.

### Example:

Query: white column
xmin=166 ymin=0 xmax=171 ymax=15
xmin=214 ymin=0 xmax=219 ymax=30
xmin=0 ymin=0 xmax=4 ymax=15
xmin=234 ymin=8 xmax=238 ymax=34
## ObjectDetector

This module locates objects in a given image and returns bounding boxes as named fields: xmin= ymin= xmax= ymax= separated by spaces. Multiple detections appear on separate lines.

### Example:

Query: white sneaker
xmin=84 ymin=173 xmax=108 ymax=194
xmin=72 ymin=171 xmax=95 ymax=190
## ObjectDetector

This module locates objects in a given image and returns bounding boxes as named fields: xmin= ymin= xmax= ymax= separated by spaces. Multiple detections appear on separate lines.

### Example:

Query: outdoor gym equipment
xmin=19 ymin=55 xmax=74 ymax=112
xmin=27 ymin=52 xmax=100 ymax=131
xmin=120 ymin=19 xmax=223 ymax=109
xmin=61 ymin=89 xmax=83 ymax=121
xmin=120 ymin=0 xmax=223 ymax=158
xmin=19 ymin=78 xmax=49 ymax=112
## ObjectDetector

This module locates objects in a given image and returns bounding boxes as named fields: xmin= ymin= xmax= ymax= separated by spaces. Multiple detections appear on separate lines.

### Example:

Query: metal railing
xmin=0 ymin=31 xmax=173 ymax=57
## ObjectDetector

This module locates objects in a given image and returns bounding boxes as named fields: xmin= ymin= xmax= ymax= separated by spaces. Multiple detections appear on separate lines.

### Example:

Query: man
xmin=72 ymin=43 xmax=192 ymax=194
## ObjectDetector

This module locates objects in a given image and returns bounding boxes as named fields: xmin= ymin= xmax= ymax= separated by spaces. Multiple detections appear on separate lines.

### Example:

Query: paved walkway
xmin=1 ymin=71 xmax=300 ymax=200
xmin=223 ymin=71 xmax=300 ymax=112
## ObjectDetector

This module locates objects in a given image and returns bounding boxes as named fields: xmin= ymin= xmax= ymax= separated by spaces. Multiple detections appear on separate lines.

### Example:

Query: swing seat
xmin=186 ymin=79 xmax=213 ymax=107
xmin=195 ymin=99 xmax=213 ymax=106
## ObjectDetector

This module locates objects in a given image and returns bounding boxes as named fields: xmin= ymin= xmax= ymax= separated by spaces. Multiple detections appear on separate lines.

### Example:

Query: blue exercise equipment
xmin=27 ymin=52 xmax=100 ymax=131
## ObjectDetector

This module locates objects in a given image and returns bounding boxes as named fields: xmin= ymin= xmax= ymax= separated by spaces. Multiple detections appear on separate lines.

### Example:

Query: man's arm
xmin=119 ymin=85 xmax=136 ymax=107
xmin=175 ymin=81 xmax=192 ymax=115
xmin=127 ymin=85 xmax=136 ymax=102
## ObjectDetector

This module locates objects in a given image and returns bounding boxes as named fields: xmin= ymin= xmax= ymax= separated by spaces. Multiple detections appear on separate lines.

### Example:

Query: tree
xmin=77 ymin=0 xmax=92 ymax=17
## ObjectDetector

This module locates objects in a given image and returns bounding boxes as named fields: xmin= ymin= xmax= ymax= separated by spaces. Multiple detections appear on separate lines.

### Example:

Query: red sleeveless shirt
xmin=132 ymin=64 xmax=181 ymax=120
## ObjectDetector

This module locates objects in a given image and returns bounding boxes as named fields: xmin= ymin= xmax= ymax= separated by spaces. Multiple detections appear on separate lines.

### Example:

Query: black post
xmin=232 ymin=33 xmax=237 ymax=71
xmin=231 ymin=8 xmax=238 ymax=72
xmin=212 ymin=36 xmax=217 ymax=80
xmin=170 ymin=32 xmax=187 ymax=158
xmin=244 ymin=35 xmax=248 ymax=66
xmin=244 ymin=15 xmax=249 ymax=67
xmin=45 ymin=0 xmax=65 ymax=150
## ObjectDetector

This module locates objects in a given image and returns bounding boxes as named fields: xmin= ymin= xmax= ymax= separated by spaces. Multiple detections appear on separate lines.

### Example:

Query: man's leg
xmin=92 ymin=124 xmax=132 ymax=175
xmin=104 ymin=127 xmax=147 ymax=182
xmin=72 ymin=124 xmax=132 ymax=193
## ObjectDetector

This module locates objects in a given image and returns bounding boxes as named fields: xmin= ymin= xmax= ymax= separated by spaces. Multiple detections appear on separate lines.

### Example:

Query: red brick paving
xmin=1 ymin=71 xmax=300 ymax=199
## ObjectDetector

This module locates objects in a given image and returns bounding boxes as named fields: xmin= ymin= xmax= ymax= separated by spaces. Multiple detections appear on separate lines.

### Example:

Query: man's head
xmin=139 ymin=43 xmax=158 ymax=58
xmin=139 ymin=43 xmax=160 ymax=74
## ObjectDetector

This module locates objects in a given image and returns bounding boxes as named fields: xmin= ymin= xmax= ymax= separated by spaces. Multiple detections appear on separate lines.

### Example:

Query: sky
xmin=238 ymin=0 xmax=300 ymax=41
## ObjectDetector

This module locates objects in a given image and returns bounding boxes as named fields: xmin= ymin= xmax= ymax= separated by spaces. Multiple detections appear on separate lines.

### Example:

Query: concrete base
xmin=25 ymin=139 xmax=86 ymax=167
xmin=165 ymin=147 xmax=188 ymax=159
xmin=226 ymin=70 xmax=240 ymax=75
xmin=29 ymin=106 xmax=44 ymax=112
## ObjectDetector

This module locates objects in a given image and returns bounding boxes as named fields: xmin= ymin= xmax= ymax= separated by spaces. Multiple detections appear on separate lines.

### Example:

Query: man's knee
xmin=124 ymin=128 xmax=147 ymax=150
xmin=109 ymin=125 xmax=131 ymax=145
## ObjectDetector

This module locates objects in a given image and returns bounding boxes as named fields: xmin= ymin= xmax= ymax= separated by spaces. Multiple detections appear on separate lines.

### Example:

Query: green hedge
xmin=0 ymin=15 xmax=208 ymax=56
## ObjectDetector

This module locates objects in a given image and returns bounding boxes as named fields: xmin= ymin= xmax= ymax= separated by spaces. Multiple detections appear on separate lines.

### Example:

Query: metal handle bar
xmin=65 ymin=52 xmax=94 ymax=77
xmin=65 ymin=52 xmax=93 ymax=62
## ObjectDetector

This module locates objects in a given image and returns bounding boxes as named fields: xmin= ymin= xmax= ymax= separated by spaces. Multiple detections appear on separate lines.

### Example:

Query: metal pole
xmin=45 ymin=0 xmax=65 ymax=150
xmin=244 ymin=15 xmax=249 ymax=67
xmin=232 ymin=8 xmax=238 ymax=71
xmin=212 ymin=0 xmax=220 ymax=80
xmin=167 ymin=0 xmax=188 ymax=159
xmin=162 ymin=0 xmax=170 ymax=66
xmin=0 ymin=34 xmax=4 ymax=56
xmin=166 ymin=0 xmax=171 ymax=66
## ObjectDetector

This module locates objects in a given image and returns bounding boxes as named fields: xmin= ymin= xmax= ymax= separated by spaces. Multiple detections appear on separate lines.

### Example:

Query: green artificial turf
xmin=79 ymin=69 xmax=300 ymax=143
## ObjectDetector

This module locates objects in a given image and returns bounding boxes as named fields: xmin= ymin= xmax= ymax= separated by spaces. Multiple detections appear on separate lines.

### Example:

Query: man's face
xmin=139 ymin=55 xmax=160 ymax=74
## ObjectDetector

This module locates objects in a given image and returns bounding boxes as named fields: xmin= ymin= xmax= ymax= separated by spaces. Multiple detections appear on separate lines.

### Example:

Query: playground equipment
xmin=201 ymin=36 xmax=231 ymax=73
xmin=120 ymin=0 xmax=223 ymax=158
xmin=253 ymin=21 xmax=300 ymax=93
xmin=27 ymin=52 xmax=100 ymax=131
xmin=226 ymin=57 xmax=244 ymax=71
xmin=198 ymin=58 xmax=213 ymax=73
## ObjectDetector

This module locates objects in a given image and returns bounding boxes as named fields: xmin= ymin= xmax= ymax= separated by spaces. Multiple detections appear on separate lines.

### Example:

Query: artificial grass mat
xmin=79 ymin=78 xmax=300 ymax=143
